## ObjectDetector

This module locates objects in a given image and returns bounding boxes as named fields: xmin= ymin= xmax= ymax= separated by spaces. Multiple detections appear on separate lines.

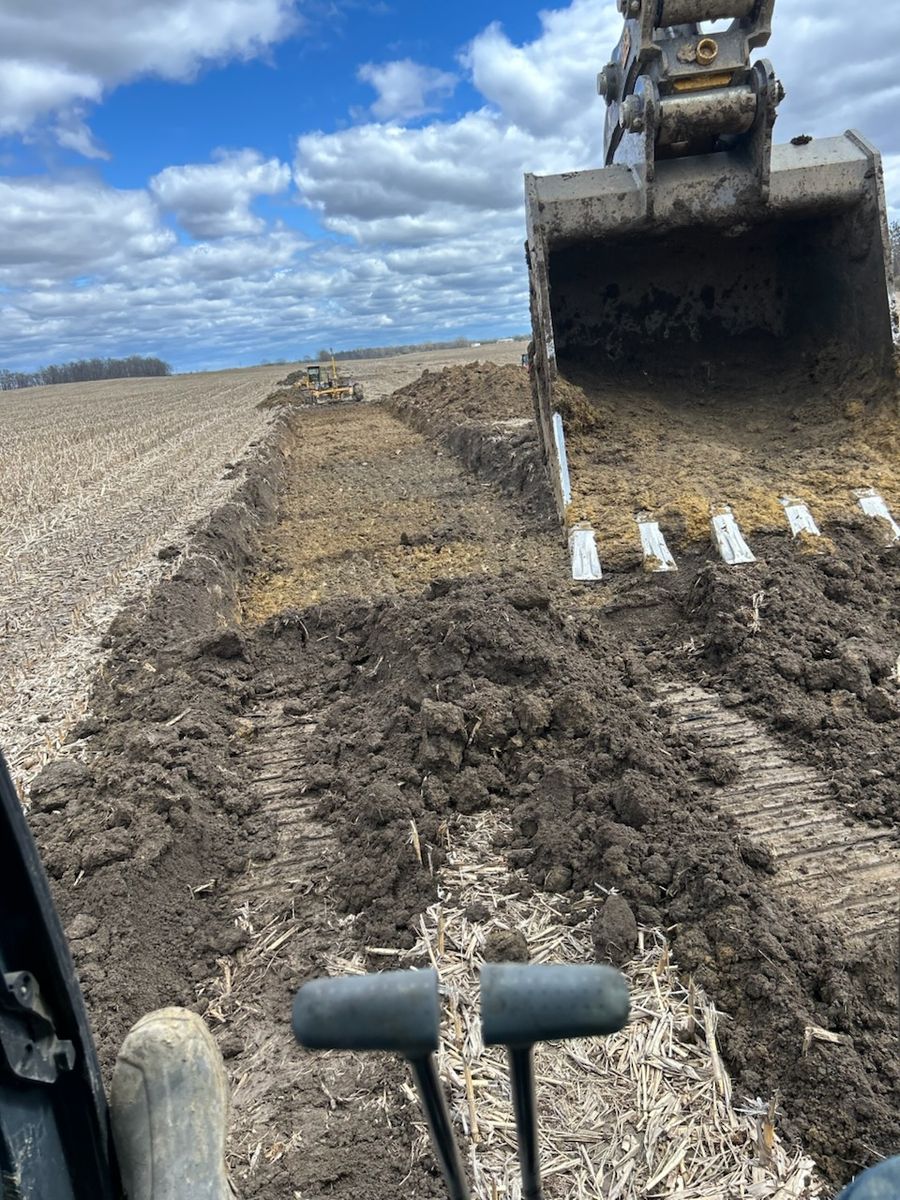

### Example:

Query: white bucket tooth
xmin=551 ymin=412 xmax=572 ymax=508
xmin=855 ymin=488 xmax=900 ymax=541
xmin=637 ymin=516 xmax=677 ymax=572
xmin=711 ymin=507 xmax=756 ymax=565
xmin=569 ymin=524 xmax=602 ymax=582
xmin=780 ymin=497 xmax=821 ymax=538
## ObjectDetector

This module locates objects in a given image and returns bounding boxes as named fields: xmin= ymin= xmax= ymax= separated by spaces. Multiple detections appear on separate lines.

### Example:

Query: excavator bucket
xmin=527 ymin=0 xmax=898 ymax=575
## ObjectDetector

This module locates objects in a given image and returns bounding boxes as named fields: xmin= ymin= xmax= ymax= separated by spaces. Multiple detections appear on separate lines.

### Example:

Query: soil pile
xmin=254 ymin=576 xmax=898 ymax=1184
xmin=672 ymin=531 xmax=900 ymax=823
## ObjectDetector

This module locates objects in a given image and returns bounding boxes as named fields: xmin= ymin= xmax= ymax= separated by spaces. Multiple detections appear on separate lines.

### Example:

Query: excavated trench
xmin=23 ymin=366 xmax=900 ymax=1200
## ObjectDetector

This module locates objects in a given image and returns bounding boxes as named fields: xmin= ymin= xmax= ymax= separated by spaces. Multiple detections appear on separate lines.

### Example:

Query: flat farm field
xmin=0 ymin=365 xmax=283 ymax=789
xmin=0 ymin=342 xmax=529 ymax=792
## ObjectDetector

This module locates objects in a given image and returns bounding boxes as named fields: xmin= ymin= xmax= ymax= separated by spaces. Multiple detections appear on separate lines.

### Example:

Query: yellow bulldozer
xmin=292 ymin=355 xmax=364 ymax=404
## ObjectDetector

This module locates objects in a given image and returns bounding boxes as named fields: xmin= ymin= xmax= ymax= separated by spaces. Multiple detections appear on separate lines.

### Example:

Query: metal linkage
xmin=0 ymin=971 xmax=75 ymax=1085
xmin=481 ymin=964 xmax=630 ymax=1200
xmin=655 ymin=0 xmax=756 ymax=23
xmin=294 ymin=963 xmax=630 ymax=1200
xmin=600 ymin=0 xmax=781 ymax=191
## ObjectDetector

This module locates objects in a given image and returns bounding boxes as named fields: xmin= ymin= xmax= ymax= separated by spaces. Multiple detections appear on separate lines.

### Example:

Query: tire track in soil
xmin=207 ymin=694 xmax=438 ymax=1200
xmin=655 ymin=683 xmax=900 ymax=945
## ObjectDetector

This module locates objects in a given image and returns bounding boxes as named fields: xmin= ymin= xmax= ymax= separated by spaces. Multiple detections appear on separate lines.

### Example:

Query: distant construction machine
xmin=293 ymin=354 xmax=364 ymax=404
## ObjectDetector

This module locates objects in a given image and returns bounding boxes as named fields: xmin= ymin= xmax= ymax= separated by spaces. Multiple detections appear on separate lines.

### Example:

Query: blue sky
xmin=7 ymin=4 xmax=542 ymax=187
xmin=1 ymin=0 xmax=899 ymax=373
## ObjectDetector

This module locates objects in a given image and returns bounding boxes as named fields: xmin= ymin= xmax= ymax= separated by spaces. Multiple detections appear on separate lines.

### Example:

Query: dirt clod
xmin=484 ymin=929 xmax=530 ymax=962
xmin=544 ymin=865 xmax=574 ymax=893
xmin=30 ymin=759 xmax=91 ymax=807
xmin=592 ymin=895 xmax=639 ymax=966
xmin=199 ymin=628 xmax=249 ymax=660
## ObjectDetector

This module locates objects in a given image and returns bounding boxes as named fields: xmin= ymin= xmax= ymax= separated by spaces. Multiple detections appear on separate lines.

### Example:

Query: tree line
xmin=0 ymin=355 xmax=172 ymax=391
xmin=317 ymin=338 xmax=473 ymax=362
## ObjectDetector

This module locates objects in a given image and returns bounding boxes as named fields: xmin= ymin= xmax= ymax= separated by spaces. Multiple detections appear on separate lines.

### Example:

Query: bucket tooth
xmin=711 ymin=507 xmax=756 ymax=566
xmin=569 ymin=524 xmax=603 ymax=582
xmin=780 ymin=498 xmax=820 ymax=538
xmin=551 ymin=412 xmax=572 ymax=508
xmin=637 ymin=516 xmax=677 ymax=572
xmin=855 ymin=488 xmax=900 ymax=542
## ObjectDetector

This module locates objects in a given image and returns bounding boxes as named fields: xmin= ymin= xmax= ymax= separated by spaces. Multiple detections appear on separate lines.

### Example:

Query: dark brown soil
xmin=21 ymin=364 xmax=899 ymax=1198
xmin=667 ymin=533 xmax=900 ymax=824
xmin=390 ymin=363 xmax=552 ymax=515
xmin=256 ymin=576 xmax=897 ymax=1186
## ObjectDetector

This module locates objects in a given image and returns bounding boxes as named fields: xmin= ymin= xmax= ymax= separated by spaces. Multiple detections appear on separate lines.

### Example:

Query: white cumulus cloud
xmin=3 ymin=0 xmax=900 ymax=374
xmin=358 ymin=59 xmax=458 ymax=121
xmin=52 ymin=109 xmax=111 ymax=160
xmin=463 ymin=0 xmax=619 ymax=139
xmin=151 ymin=150 xmax=293 ymax=238
xmin=0 ymin=0 xmax=299 ymax=144
xmin=0 ymin=177 xmax=175 ymax=277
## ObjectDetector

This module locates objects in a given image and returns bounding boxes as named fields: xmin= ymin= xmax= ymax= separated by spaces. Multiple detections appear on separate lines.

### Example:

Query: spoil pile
xmin=674 ymin=535 xmax=900 ymax=823
xmin=256 ymin=577 xmax=897 ymax=1184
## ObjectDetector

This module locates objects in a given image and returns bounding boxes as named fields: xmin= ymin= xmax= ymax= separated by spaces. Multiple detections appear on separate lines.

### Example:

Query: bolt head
xmin=54 ymin=1046 xmax=75 ymax=1072
xmin=621 ymin=94 xmax=645 ymax=134
xmin=597 ymin=63 xmax=619 ymax=101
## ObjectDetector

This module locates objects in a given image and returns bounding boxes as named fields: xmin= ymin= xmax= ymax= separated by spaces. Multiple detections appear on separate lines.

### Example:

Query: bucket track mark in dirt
xmin=199 ymin=693 xmax=432 ymax=1200
xmin=657 ymin=682 xmax=900 ymax=943
xmin=237 ymin=698 xmax=331 ymax=905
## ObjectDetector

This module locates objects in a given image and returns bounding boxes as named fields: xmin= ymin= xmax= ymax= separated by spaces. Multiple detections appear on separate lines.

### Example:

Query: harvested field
xmin=12 ymin=358 xmax=899 ymax=1200
xmin=0 ymin=365 xmax=283 ymax=792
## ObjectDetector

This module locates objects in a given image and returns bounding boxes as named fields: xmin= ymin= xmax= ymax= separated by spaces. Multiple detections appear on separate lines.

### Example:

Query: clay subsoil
xmin=23 ymin=363 xmax=899 ymax=1199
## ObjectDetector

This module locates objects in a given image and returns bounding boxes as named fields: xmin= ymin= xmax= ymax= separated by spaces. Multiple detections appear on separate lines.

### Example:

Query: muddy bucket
xmin=527 ymin=133 xmax=897 ymax=515
xmin=526 ymin=1 xmax=897 ymax=528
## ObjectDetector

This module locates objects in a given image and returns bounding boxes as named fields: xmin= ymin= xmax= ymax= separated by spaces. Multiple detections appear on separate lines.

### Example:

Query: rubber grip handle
xmin=481 ymin=963 xmax=629 ymax=1047
xmin=293 ymin=968 xmax=440 ymax=1057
